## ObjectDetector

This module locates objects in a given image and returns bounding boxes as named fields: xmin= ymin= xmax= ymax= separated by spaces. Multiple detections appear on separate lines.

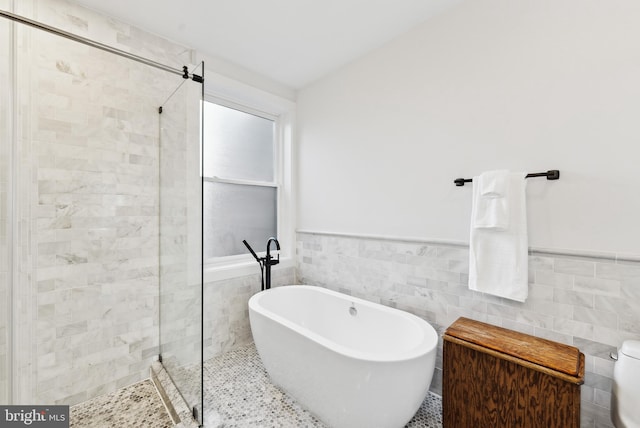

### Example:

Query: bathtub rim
xmin=249 ymin=284 xmax=438 ymax=363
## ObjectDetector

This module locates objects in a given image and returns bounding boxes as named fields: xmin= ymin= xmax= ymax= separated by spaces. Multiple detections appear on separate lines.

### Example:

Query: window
xmin=201 ymin=75 xmax=295 ymax=279
xmin=202 ymin=98 xmax=288 ymax=264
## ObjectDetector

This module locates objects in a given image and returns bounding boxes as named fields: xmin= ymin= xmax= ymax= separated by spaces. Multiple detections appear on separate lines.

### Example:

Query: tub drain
xmin=349 ymin=304 xmax=357 ymax=316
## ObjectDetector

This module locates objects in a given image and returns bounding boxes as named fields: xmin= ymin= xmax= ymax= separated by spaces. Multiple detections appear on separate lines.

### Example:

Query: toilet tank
xmin=611 ymin=340 xmax=640 ymax=428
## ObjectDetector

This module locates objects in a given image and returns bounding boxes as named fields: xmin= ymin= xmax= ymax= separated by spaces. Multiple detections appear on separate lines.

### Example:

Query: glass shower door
xmin=158 ymin=63 xmax=204 ymax=424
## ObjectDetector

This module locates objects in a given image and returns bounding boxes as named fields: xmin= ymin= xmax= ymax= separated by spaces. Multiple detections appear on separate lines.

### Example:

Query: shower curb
xmin=150 ymin=362 xmax=200 ymax=428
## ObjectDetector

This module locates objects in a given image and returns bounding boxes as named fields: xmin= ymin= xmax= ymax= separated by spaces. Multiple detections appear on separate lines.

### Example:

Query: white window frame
xmin=202 ymin=73 xmax=295 ymax=283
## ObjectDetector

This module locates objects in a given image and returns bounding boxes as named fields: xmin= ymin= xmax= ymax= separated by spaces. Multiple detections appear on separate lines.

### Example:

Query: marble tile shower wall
xmin=9 ymin=0 xmax=194 ymax=405
xmin=0 ymin=14 xmax=9 ymax=402
xmin=0 ymin=150 xmax=7 ymax=404
xmin=296 ymin=231 xmax=640 ymax=428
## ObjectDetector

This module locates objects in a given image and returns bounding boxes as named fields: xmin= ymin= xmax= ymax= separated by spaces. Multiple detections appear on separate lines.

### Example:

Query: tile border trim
xmin=296 ymin=229 xmax=640 ymax=263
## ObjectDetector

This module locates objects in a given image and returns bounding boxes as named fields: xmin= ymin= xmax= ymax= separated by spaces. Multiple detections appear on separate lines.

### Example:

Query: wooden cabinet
xmin=443 ymin=317 xmax=585 ymax=428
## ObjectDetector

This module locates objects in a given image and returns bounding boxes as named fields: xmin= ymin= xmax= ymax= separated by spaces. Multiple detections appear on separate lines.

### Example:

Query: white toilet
xmin=611 ymin=340 xmax=640 ymax=428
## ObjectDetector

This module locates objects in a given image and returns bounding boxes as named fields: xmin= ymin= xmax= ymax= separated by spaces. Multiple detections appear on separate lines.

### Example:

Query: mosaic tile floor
xmin=202 ymin=342 xmax=443 ymax=428
xmin=70 ymin=343 xmax=443 ymax=427
xmin=70 ymin=379 xmax=173 ymax=428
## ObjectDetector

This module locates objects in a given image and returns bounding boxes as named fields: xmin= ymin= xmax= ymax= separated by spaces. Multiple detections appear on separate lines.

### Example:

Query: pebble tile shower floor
xmin=70 ymin=379 xmax=173 ymax=427
xmin=70 ymin=342 xmax=443 ymax=427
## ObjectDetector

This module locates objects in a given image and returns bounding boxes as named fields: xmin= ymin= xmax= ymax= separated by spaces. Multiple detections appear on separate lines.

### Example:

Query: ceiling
xmin=71 ymin=0 xmax=461 ymax=89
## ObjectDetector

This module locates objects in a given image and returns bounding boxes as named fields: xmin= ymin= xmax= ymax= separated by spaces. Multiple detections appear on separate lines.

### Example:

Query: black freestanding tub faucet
xmin=264 ymin=237 xmax=280 ymax=290
xmin=242 ymin=237 xmax=280 ymax=291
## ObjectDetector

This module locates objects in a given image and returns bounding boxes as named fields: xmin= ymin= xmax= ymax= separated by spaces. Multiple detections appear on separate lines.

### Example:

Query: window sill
xmin=203 ymin=257 xmax=295 ymax=284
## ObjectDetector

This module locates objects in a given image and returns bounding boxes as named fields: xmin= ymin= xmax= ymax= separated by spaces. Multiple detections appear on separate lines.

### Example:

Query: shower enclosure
xmin=0 ymin=2 xmax=205 ymax=424
xmin=159 ymin=64 xmax=204 ymax=423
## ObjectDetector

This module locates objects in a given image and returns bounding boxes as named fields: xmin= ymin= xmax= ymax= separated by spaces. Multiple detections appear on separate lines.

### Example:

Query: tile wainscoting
xmin=296 ymin=231 xmax=640 ymax=428
xmin=203 ymin=266 xmax=296 ymax=361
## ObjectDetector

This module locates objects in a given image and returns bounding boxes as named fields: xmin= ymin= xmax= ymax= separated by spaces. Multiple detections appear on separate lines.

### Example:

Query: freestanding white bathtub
xmin=248 ymin=285 xmax=439 ymax=428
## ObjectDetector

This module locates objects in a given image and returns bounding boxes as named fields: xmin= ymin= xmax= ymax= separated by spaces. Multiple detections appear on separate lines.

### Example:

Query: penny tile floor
xmin=202 ymin=343 xmax=443 ymax=427
xmin=69 ymin=342 xmax=443 ymax=427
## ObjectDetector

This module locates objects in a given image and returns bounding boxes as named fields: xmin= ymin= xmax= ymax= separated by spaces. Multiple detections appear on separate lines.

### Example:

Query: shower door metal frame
xmin=0 ymin=9 xmax=202 ymax=80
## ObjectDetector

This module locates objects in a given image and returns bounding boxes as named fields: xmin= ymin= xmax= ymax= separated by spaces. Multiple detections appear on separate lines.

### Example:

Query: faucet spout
xmin=264 ymin=237 xmax=280 ymax=290
xmin=266 ymin=237 xmax=280 ymax=261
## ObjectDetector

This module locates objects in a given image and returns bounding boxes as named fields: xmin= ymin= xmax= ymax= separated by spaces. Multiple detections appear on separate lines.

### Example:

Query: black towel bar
xmin=454 ymin=170 xmax=560 ymax=187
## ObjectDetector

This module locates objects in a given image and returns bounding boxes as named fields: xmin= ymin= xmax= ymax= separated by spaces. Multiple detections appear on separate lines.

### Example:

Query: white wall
xmin=297 ymin=0 xmax=640 ymax=256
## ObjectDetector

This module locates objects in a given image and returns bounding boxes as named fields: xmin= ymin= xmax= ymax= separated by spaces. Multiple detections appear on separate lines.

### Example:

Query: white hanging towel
xmin=469 ymin=170 xmax=528 ymax=302
xmin=474 ymin=169 xmax=510 ymax=229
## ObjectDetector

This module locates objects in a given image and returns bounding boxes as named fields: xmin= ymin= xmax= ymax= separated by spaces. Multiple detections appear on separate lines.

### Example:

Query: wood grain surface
xmin=444 ymin=317 xmax=582 ymax=376
xmin=443 ymin=317 xmax=584 ymax=428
